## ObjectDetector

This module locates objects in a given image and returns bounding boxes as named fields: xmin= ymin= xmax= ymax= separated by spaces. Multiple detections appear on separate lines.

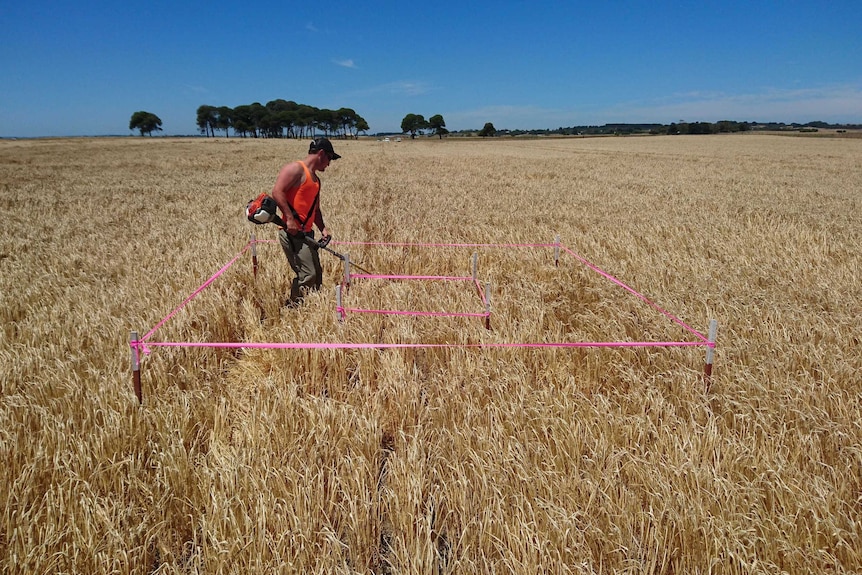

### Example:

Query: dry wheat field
xmin=1 ymin=133 xmax=860 ymax=574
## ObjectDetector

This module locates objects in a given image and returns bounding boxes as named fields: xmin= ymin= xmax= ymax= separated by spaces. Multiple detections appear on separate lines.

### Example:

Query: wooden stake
xmin=130 ymin=330 xmax=142 ymax=404
xmin=251 ymin=233 xmax=258 ymax=279
xmin=343 ymin=253 xmax=351 ymax=293
xmin=472 ymin=252 xmax=478 ymax=281
xmin=704 ymin=319 xmax=718 ymax=391
xmin=335 ymin=284 xmax=344 ymax=322
xmin=554 ymin=235 xmax=560 ymax=267
xmin=484 ymin=282 xmax=491 ymax=330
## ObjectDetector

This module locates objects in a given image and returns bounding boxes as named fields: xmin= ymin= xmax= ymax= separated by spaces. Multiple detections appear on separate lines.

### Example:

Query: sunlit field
xmin=1 ymin=133 xmax=860 ymax=573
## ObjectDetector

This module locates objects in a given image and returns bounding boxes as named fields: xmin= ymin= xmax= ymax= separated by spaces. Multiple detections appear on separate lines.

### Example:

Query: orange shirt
xmin=284 ymin=161 xmax=320 ymax=232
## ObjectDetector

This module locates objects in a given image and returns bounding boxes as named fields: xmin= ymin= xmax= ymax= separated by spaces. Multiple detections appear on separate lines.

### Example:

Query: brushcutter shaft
xmin=301 ymin=234 xmax=342 ymax=259
xmin=300 ymin=234 xmax=373 ymax=275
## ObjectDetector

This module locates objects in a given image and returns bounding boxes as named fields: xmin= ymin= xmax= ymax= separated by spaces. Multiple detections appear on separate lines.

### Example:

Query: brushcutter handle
xmin=301 ymin=233 xmax=335 ymax=252
xmin=301 ymin=234 xmax=352 ymax=265
xmin=300 ymin=235 xmax=373 ymax=273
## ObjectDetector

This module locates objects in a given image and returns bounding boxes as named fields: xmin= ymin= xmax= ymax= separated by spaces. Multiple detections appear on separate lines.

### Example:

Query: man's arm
xmin=314 ymin=208 xmax=330 ymax=240
xmin=271 ymin=162 xmax=303 ymax=234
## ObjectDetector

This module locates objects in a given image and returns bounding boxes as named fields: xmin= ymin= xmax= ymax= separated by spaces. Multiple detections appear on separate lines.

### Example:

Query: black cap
xmin=309 ymin=137 xmax=341 ymax=160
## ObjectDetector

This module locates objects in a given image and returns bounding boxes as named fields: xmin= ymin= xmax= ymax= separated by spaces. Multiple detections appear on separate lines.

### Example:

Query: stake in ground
xmin=130 ymin=237 xmax=717 ymax=402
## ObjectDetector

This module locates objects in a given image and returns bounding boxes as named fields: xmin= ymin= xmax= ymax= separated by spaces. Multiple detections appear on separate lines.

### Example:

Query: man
xmin=271 ymin=137 xmax=340 ymax=306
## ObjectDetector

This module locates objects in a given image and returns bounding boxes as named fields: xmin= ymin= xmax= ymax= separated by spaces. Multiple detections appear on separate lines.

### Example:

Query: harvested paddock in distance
xmin=1 ymin=134 xmax=861 ymax=573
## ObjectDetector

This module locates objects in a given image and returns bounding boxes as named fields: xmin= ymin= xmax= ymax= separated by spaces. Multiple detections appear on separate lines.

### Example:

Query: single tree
xmin=429 ymin=114 xmax=448 ymax=139
xmin=231 ymin=105 xmax=259 ymax=137
xmin=340 ymin=108 xmax=369 ymax=138
xmin=248 ymin=102 xmax=268 ymax=138
xmin=354 ymin=116 xmax=370 ymax=137
xmin=216 ymin=106 xmax=233 ymax=137
xmin=335 ymin=107 xmax=357 ymax=138
xmin=478 ymin=122 xmax=496 ymax=137
xmin=129 ymin=111 xmax=163 ymax=136
xmin=266 ymin=99 xmax=299 ymax=138
xmin=401 ymin=113 xmax=428 ymax=139
xmin=196 ymin=105 xmax=217 ymax=137
xmin=316 ymin=108 xmax=340 ymax=137
xmin=296 ymin=105 xmax=319 ymax=138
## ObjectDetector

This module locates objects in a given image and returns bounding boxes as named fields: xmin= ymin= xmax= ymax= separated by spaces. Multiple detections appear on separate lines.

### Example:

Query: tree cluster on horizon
xmin=127 ymin=107 xmax=860 ymax=139
xmin=196 ymin=100 xmax=369 ymax=139
xmin=400 ymin=113 xmax=448 ymax=139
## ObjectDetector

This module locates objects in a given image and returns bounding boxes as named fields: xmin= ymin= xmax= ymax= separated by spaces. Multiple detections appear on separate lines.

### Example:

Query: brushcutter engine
xmin=244 ymin=193 xmax=372 ymax=273
xmin=246 ymin=193 xmax=281 ymax=225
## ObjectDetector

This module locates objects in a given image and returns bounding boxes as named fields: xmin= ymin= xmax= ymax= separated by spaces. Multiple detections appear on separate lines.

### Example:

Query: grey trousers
xmin=278 ymin=229 xmax=323 ymax=305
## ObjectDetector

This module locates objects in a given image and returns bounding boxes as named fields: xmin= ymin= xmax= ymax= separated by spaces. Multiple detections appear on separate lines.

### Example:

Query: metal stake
xmin=343 ymin=253 xmax=351 ymax=293
xmin=704 ymin=319 xmax=718 ymax=391
xmin=335 ymin=284 xmax=345 ymax=322
xmin=131 ymin=330 xmax=142 ymax=404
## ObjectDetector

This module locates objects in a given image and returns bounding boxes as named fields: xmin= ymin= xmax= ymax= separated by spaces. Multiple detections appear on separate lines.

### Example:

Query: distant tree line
xmin=445 ymin=120 xmax=861 ymax=137
xmin=196 ymin=100 xmax=369 ymax=138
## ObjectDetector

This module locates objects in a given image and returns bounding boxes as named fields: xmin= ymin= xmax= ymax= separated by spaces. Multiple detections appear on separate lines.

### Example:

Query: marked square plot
xmin=136 ymin=239 xmax=710 ymax=353
xmin=344 ymin=274 xmax=487 ymax=319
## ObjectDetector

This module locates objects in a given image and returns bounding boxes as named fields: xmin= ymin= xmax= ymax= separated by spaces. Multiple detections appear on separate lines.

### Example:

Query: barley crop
xmin=1 ymin=133 xmax=860 ymax=573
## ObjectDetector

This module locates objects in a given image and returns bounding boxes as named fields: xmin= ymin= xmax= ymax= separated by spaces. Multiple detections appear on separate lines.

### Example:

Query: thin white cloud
xmin=306 ymin=22 xmax=318 ymax=32
xmin=181 ymin=84 xmax=210 ymax=96
xmin=358 ymin=84 xmax=862 ymax=133
xmin=446 ymin=105 xmax=569 ymax=129
xmin=443 ymin=85 xmax=862 ymax=131
xmin=388 ymin=81 xmax=432 ymax=96
xmin=348 ymin=80 xmax=435 ymax=98
xmin=334 ymin=59 xmax=357 ymax=69
xmin=603 ymin=85 xmax=862 ymax=123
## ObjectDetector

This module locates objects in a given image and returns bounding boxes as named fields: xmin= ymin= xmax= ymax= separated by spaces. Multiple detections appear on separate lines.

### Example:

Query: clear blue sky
xmin=2 ymin=1 xmax=861 ymax=137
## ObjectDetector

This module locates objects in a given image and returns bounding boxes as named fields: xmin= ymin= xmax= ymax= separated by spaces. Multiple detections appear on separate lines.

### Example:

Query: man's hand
xmin=284 ymin=216 xmax=301 ymax=235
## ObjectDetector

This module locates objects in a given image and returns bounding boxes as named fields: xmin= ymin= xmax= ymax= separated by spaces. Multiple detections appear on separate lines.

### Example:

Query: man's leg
xmin=279 ymin=230 xmax=323 ymax=305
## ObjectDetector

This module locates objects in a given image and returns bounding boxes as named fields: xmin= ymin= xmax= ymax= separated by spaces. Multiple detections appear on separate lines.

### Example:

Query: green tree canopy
xmin=429 ymin=114 xmax=448 ymax=139
xmin=478 ymin=122 xmax=496 ymax=137
xmin=354 ymin=116 xmax=370 ymax=136
xmin=129 ymin=111 xmax=163 ymax=136
xmin=265 ymin=99 xmax=298 ymax=138
xmin=196 ymin=99 xmax=368 ymax=139
xmin=336 ymin=108 xmax=365 ymax=138
xmin=401 ymin=113 xmax=428 ymax=139
xmin=196 ymin=105 xmax=217 ymax=137
xmin=215 ymin=106 xmax=233 ymax=137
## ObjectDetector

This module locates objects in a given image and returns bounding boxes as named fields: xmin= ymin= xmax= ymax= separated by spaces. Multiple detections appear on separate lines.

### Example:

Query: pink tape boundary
xmin=141 ymin=340 xmax=709 ymax=352
xmin=140 ymin=243 xmax=251 ymax=343
xmin=134 ymin=239 xmax=713 ymax=355
xmin=559 ymin=246 xmax=708 ymax=343
xmin=351 ymin=273 xmax=474 ymax=281
xmin=341 ymin=307 xmax=489 ymax=319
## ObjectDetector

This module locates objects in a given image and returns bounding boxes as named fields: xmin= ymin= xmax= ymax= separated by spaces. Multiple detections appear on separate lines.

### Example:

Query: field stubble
xmin=1 ymin=135 xmax=860 ymax=573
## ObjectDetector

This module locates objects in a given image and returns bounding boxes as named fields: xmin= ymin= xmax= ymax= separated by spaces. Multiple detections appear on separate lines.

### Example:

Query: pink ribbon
xmin=134 ymin=238 xmax=712 ymax=355
xmin=137 ymin=340 xmax=712 ymax=351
